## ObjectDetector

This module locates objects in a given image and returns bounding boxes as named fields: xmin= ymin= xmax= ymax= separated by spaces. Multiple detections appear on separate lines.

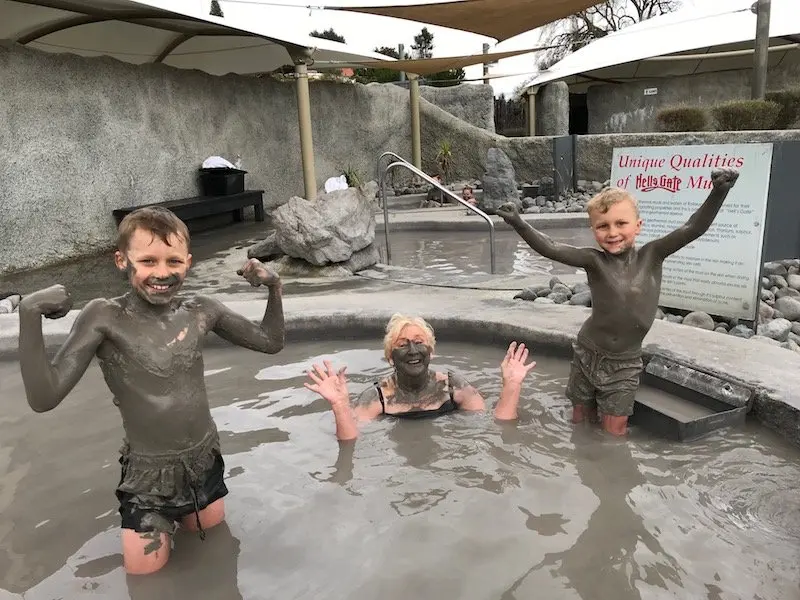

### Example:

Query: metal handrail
xmin=376 ymin=152 xmax=496 ymax=274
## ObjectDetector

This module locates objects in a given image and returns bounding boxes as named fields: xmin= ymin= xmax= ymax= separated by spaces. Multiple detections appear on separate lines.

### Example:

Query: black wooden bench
xmin=112 ymin=190 xmax=265 ymax=226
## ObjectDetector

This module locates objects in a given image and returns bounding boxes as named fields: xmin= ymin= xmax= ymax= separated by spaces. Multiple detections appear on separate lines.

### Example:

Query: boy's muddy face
xmin=115 ymin=228 xmax=192 ymax=305
xmin=589 ymin=200 xmax=643 ymax=255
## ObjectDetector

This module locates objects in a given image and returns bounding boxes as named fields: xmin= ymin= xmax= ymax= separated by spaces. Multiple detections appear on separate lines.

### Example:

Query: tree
xmin=537 ymin=0 xmax=679 ymax=69
xmin=354 ymin=46 xmax=408 ymax=84
xmin=410 ymin=28 xmax=464 ymax=87
xmin=209 ymin=0 xmax=223 ymax=17
xmin=310 ymin=28 xmax=346 ymax=43
xmin=412 ymin=27 xmax=434 ymax=59
xmin=425 ymin=68 xmax=466 ymax=88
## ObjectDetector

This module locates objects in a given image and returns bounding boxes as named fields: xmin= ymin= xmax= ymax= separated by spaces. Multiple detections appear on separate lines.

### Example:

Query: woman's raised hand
xmin=500 ymin=342 xmax=537 ymax=386
xmin=304 ymin=360 xmax=350 ymax=407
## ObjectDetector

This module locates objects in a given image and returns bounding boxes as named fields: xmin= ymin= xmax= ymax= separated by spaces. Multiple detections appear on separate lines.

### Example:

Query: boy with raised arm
xmin=496 ymin=169 xmax=739 ymax=436
xmin=17 ymin=207 xmax=285 ymax=575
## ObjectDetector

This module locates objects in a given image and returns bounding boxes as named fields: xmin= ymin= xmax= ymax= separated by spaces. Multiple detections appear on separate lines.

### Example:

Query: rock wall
xmin=4 ymin=40 xmax=800 ymax=274
xmin=0 ymin=41 xmax=527 ymax=275
xmin=419 ymin=83 xmax=495 ymax=132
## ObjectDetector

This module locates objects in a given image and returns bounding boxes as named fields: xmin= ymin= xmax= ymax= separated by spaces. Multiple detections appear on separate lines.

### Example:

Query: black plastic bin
xmin=199 ymin=167 xmax=247 ymax=196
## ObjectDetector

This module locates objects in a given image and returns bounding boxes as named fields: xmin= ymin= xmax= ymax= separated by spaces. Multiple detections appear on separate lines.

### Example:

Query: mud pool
xmin=0 ymin=339 xmax=798 ymax=600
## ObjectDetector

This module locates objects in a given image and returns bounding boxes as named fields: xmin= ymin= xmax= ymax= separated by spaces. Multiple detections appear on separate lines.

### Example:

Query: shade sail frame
xmin=338 ymin=47 xmax=542 ymax=76
xmin=323 ymin=0 xmax=602 ymax=42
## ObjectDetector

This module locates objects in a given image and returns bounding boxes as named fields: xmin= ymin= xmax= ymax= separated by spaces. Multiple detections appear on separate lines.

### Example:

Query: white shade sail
xmin=524 ymin=0 xmax=800 ymax=93
xmin=1 ymin=0 xmax=393 ymax=75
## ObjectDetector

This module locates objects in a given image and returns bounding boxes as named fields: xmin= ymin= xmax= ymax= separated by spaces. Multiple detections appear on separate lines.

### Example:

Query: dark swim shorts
xmin=565 ymin=335 xmax=644 ymax=417
xmin=115 ymin=429 xmax=228 ymax=536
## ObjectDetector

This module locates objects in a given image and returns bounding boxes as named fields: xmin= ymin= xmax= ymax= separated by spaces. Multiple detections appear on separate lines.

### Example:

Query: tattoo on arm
xmin=353 ymin=386 xmax=380 ymax=408
xmin=449 ymin=371 xmax=485 ymax=410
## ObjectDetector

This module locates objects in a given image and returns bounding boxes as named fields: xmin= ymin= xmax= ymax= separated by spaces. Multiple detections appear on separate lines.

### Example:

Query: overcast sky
xmin=218 ymin=0 xmax=720 ymax=96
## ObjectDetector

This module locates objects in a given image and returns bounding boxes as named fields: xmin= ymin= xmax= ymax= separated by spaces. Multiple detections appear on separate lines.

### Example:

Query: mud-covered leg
xmin=181 ymin=498 xmax=226 ymax=532
xmin=566 ymin=357 xmax=597 ymax=424
xmin=122 ymin=529 xmax=171 ymax=575
xmin=601 ymin=415 xmax=628 ymax=437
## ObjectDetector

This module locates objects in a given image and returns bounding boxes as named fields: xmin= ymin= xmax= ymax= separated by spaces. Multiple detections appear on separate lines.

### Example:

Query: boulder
xmin=266 ymin=244 xmax=380 ymax=277
xmin=247 ymin=231 xmax=284 ymax=262
xmin=272 ymin=182 xmax=378 ymax=266
xmin=479 ymin=148 xmax=518 ymax=214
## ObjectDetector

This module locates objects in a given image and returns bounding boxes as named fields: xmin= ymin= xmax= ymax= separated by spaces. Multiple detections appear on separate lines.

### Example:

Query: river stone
xmin=551 ymin=283 xmax=572 ymax=297
xmin=729 ymin=324 xmax=755 ymax=339
xmin=759 ymin=301 xmax=775 ymax=321
xmin=757 ymin=318 xmax=793 ymax=342
xmin=769 ymin=275 xmax=789 ymax=288
xmin=776 ymin=287 xmax=800 ymax=300
xmin=788 ymin=273 xmax=800 ymax=290
xmin=513 ymin=288 xmax=538 ymax=301
xmin=548 ymin=292 xmax=570 ymax=304
xmin=569 ymin=291 xmax=592 ymax=306
xmin=775 ymin=296 xmax=800 ymax=321
xmin=682 ymin=311 xmax=715 ymax=330
xmin=572 ymin=281 xmax=590 ymax=295
xmin=763 ymin=262 xmax=788 ymax=276
xmin=751 ymin=335 xmax=783 ymax=346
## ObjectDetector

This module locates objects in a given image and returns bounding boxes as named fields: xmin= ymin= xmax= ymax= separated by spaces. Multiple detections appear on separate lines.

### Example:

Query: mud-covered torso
xmin=581 ymin=246 xmax=662 ymax=354
xmin=96 ymin=294 xmax=216 ymax=454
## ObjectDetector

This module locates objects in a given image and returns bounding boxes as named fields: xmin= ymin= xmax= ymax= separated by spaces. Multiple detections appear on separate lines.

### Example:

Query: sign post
xmin=610 ymin=143 xmax=773 ymax=322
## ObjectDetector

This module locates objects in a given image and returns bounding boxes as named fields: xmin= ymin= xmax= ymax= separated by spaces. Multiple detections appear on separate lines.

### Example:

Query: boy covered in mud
xmin=497 ymin=168 xmax=739 ymax=436
xmin=17 ymin=207 xmax=285 ymax=575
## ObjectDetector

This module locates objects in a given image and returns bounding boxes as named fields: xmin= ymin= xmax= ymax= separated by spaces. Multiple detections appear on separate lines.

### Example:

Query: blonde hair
xmin=118 ymin=206 xmax=190 ymax=252
xmin=585 ymin=187 xmax=640 ymax=218
xmin=383 ymin=313 xmax=436 ymax=361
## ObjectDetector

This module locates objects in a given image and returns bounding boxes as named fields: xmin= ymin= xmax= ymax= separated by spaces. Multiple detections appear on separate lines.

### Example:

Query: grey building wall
xmin=0 ymin=42 xmax=546 ymax=275
xmin=419 ymin=83 xmax=495 ymax=132
xmin=587 ymin=53 xmax=800 ymax=133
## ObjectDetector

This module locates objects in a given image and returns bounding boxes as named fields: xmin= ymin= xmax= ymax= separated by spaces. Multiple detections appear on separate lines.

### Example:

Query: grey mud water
xmin=0 ymin=340 xmax=797 ymax=599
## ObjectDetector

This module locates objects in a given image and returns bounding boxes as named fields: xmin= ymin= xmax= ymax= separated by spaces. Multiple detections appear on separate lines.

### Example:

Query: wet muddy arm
xmin=206 ymin=286 xmax=285 ymax=353
xmin=330 ymin=388 xmax=382 ymax=440
xmin=494 ymin=380 xmax=522 ymax=420
xmin=647 ymin=170 xmax=738 ymax=259
xmin=18 ymin=299 xmax=106 ymax=412
xmin=508 ymin=220 xmax=597 ymax=268
xmin=331 ymin=402 xmax=360 ymax=441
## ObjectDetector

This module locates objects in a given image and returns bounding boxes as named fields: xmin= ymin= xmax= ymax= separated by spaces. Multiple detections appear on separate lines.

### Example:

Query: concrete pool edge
xmin=375 ymin=208 xmax=589 ymax=232
xmin=1 ymin=288 xmax=798 ymax=446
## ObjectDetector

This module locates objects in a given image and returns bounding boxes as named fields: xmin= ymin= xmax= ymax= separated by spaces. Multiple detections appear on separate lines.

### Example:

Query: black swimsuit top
xmin=374 ymin=372 xmax=459 ymax=419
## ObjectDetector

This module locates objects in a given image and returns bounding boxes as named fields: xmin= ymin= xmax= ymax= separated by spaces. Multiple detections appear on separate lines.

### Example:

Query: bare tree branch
xmin=536 ymin=0 xmax=680 ymax=69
